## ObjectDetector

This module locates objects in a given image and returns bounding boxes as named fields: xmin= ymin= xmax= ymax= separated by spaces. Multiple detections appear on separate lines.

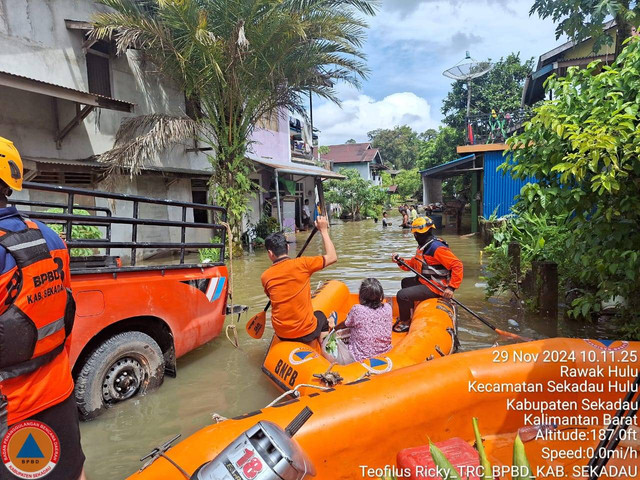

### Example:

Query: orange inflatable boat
xmin=129 ymin=337 xmax=640 ymax=479
xmin=262 ymin=280 xmax=457 ymax=393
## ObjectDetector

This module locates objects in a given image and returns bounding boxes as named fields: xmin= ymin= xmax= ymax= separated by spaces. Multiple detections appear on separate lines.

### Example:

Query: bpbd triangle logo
xmin=1 ymin=420 xmax=60 ymax=478
xmin=16 ymin=434 xmax=45 ymax=459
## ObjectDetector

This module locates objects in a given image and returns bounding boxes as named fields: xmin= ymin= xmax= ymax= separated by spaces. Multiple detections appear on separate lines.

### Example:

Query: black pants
xmin=279 ymin=311 xmax=329 ymax=343
xmin=1 ymin=394 xmax=85 ymax=480
xmin=397 ymin=276 xmax=439 ymax=323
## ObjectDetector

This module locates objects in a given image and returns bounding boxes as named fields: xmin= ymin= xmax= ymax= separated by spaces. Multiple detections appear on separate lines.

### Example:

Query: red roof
xmin=323 ymin=143 xmax=382 ymax=164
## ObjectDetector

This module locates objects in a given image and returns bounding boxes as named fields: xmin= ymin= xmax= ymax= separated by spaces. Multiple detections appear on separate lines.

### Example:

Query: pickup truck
xmin=13 ymin=182 xmax=229 ymax=420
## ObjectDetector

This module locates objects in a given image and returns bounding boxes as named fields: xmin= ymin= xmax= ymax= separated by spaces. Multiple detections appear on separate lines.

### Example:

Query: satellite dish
xmin=443 ymin=51 xmax=494 ymax=118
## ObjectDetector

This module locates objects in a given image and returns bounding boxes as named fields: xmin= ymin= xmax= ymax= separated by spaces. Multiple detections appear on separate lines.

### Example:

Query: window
xmin=86 ymin=40 xmax=112 ymax=97
xmin=257 ymin=112 xmax=280 ymax=132
xmin=191 ymin=180 xmax=209 ymax=224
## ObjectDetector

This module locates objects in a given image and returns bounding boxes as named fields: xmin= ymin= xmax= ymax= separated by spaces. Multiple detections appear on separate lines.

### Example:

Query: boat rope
xmin=221 ymin=221 xmax=240 ymax=349
xmin=266 ymin=384 xmax=333 ymax=408
xmin=139 ymin=434 xmax=190 ymax=478
xmin=211 ymin=412 xmax=228 ymax=424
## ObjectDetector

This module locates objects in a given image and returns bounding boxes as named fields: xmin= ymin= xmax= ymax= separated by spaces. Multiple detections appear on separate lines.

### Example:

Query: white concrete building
xmin=0 ymin=0 xmax=339 ymax=253
xmin=324 ymin=143 xmax=386 ymax=185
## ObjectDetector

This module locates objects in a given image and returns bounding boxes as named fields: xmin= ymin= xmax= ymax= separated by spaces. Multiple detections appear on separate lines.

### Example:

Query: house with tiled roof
xmin=323 ymin=143 xmax=387 ymax=185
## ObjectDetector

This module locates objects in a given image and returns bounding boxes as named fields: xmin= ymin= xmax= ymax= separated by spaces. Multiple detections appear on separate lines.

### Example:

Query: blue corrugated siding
xmin=483 ymin=151 xmax=535 ymax=218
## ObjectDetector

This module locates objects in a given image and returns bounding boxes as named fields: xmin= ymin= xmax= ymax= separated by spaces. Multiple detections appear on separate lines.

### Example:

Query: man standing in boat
xmin=391 ymin=216 xmax=463 ymax=332
xmin=261 ymin=215 xmax=338 ymax=346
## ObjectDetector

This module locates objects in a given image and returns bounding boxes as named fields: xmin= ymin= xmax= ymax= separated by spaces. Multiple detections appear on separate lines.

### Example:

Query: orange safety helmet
xmin=411 ymin=216 xmax=435 ymax=234
xmin=0 ymin=137 xmax=23 ymax=191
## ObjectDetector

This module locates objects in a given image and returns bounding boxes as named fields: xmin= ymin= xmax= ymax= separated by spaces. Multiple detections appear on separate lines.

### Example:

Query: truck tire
xmin=75 ymin=331 xmax=165 ymax=420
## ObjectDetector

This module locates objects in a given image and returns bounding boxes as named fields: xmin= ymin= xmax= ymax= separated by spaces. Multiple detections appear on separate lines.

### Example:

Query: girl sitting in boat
xmin=333 ymin=278 xmax=392 ymax=362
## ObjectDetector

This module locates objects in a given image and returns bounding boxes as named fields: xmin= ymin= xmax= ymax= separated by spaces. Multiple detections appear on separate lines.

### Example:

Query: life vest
xmin=415 ymin=237 xmax=452 ymax=289
xmin=0 ymin=219 xmax=75 ymax=436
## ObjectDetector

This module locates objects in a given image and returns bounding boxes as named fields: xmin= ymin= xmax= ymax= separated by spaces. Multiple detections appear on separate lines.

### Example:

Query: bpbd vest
xmin=415 ymin=237 xmax=452 ymax=288
xmin=0 ymin=220 xmax=74 ymax=382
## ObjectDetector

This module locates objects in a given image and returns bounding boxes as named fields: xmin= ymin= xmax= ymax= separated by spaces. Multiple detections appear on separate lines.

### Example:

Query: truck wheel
xmin=75 ymin=331 xmax=165 ymax=420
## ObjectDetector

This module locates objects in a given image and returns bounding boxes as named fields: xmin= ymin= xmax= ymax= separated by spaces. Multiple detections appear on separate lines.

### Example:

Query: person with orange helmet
xmin=391 ymin=216 xmax=463 ymax=332
xmin=0 ymin=138 xmax=86 ymax=480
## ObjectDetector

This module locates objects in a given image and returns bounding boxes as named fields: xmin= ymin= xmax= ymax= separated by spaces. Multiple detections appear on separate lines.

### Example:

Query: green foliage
xmin=368 ymin=125 xmax=422 ymax=170
xmin=318 ymin=145 xmax=330 ymax=156
xmin=325 ymin=168 xmax=385 ymax=219
xmin=483 ymin=212 xmax=572 ymax=300
xmin=92 ymin=0 xmax=376 ymax=249
xmin=345 ymin=139 xmax=357 ymax=144
xmin=418 ymin=126 xmax=462 ymax=170
xmin=395 ymin=169 xmax=421 ymax=199
xmin=441 ymin=53 xmax=534 ymax=132
xmin=46 ymin=208 xmax=101 ymax=257
xmin=380 ymin=171 xmax=393 ymax=188
xmin=254 ymin=215 xmax=280 ymax=240
xmin=199 ymin=237 xmax=223 ymax=263
xmin=502 ymin=39 xmax=640 ymax=332
xmin=530 ymin=0 xmax=639 ymax=58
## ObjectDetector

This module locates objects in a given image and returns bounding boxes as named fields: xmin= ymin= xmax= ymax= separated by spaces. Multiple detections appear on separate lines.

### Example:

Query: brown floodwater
xmin=79 ymin=213 xmax=614 ymax=479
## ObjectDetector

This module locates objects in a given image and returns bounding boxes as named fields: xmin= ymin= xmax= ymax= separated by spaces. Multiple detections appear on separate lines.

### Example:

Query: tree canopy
xmin=325 ymin=168 xmax=386 ymax=219
xmin=441 ymin=53 xmax=534 ymax=132
xmin=91 ymin=0 xmax=377 ymax=244
xmin=530 ymin=0 xmax=640 ymax=58
xmin=367 ymin=125 xmax=422 ymax=169
xmin=395 ymin=169 xmax=422 ymax=200
xmin=504 ymin=38 xmax=640 ymax=335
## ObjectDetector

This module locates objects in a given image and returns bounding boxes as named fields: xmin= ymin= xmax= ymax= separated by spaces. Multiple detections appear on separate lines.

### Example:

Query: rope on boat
xmin=220 ymin=221 xmax=240 ymax=349
xmin=211 ymin=413 xmax=228 ymax=424
xmin=266 ymin=384 xmax=333 ymax=408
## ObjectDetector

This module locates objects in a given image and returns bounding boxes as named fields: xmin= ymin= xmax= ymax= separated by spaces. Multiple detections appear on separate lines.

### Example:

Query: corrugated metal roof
xmin=323 ymin=143 xmax=382 ymax=164
xmin=419 ymin=154 xmax=476 ymax=177
xmin=25 ymin=157 xmax=211 ymax=177
xmin=0 ymin=70 xmax=134 ymax=112
xmin=252 ymin=158 xmax=345 ymax=179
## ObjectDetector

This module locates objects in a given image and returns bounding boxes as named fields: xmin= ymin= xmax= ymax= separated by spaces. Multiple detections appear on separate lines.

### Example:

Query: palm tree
xmin=91 ymin=0 xmax=378 ymax=245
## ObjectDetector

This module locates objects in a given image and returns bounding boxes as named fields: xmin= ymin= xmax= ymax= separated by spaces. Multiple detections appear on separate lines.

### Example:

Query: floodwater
xmin=80 ymin=212 xmax=613 ymax=479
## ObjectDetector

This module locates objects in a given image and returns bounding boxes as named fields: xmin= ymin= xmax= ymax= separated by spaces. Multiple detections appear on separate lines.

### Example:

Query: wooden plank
xmin=457 ymin=143 xmax=507 ymax=154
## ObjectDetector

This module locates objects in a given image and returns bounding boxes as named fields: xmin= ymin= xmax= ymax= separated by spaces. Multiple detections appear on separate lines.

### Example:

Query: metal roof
xmin=322 ymin=143 xmax=383 ymax=165
xmin=24 ymin=156 xmax=211 ymax=177
xmin=252 ymin=158 xmax=345 ymax=179
xmin=419 ymin=154 xmax=477 ymax=178
xmin=0 ymin=70 xmax=134 ymax=112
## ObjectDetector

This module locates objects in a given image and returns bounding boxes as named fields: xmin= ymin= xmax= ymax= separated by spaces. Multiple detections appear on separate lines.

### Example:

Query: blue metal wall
xmin=483 ymin=151 xmax=535 ymax=218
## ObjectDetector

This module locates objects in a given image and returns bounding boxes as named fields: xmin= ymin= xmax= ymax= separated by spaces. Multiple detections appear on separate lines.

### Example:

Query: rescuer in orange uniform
xmin=0 ymin=138 xmax=86 ymax=480
xmin=392 ymin=216 xmax=463 ymax=332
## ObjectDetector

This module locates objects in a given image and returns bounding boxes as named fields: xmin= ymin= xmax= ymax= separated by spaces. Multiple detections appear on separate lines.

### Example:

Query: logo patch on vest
xmin=1 ymin=420 xmax=60 ymax=478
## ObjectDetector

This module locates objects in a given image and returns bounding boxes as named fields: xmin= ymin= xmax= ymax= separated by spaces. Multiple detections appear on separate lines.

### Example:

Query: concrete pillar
xmin=422 ymin=176 xmax=443 ymax=205
xmin=471 ymin=171 xmax=478 ymax=233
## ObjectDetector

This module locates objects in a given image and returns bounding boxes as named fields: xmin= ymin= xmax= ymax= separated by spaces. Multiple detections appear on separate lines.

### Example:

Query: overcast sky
xmin=314 ymin=0 xmax=566 ymax=145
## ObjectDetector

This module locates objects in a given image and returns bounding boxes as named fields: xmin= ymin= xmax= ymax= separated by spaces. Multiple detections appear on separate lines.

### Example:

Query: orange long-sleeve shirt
xmin=399 ymin=240 xmax=463 ymax=295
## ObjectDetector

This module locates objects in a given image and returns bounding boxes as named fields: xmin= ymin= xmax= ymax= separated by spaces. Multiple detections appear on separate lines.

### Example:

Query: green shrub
xmin=46 ymin=208 xmax=101 ymax=257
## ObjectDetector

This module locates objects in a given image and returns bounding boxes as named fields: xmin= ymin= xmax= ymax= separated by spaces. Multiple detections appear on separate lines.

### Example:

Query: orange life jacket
xmin=0 ymin=220 xmax=75 ymax=437
xmin=415 ymin=237 xmax=452 ymax=290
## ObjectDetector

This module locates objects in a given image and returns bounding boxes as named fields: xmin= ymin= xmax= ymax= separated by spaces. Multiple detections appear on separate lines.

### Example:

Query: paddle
xmin=394 ymin=257 xmax=532 ymax=342
xmin=246 ymin=180 xmax=327 ymax=339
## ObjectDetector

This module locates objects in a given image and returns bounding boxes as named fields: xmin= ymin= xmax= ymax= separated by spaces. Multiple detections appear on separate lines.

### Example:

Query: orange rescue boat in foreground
xmin=129 ymin=337 xmax=640 ymax=480
xmin=262 ymin=280 xmax=458 ymax=393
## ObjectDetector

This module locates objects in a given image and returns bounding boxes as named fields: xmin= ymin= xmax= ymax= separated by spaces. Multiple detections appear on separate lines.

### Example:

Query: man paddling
xmin=391 ymin=216 xmax=463 ymax=332
xmin=261 ymin=216 xmax=337 ymax=346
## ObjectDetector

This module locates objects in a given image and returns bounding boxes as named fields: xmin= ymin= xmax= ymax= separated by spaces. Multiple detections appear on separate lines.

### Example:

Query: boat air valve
xmin=192 ymin=407 xmax=316 ymax=479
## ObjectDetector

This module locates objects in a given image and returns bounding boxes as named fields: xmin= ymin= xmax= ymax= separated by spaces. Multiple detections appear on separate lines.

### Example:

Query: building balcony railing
xmin=465 ymin=108 xmax=532 ymax=145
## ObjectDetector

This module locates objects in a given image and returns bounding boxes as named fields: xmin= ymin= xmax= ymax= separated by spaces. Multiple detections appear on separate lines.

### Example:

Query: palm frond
xmin=99 ymin=114 xmax=199 ymax=177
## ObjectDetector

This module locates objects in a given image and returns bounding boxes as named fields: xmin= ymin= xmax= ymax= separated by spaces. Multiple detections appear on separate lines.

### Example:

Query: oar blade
xmin=246 ymin=311 xmax=267 ymax=339
xmin=495 ymin=328 xmax=533 ymax=343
